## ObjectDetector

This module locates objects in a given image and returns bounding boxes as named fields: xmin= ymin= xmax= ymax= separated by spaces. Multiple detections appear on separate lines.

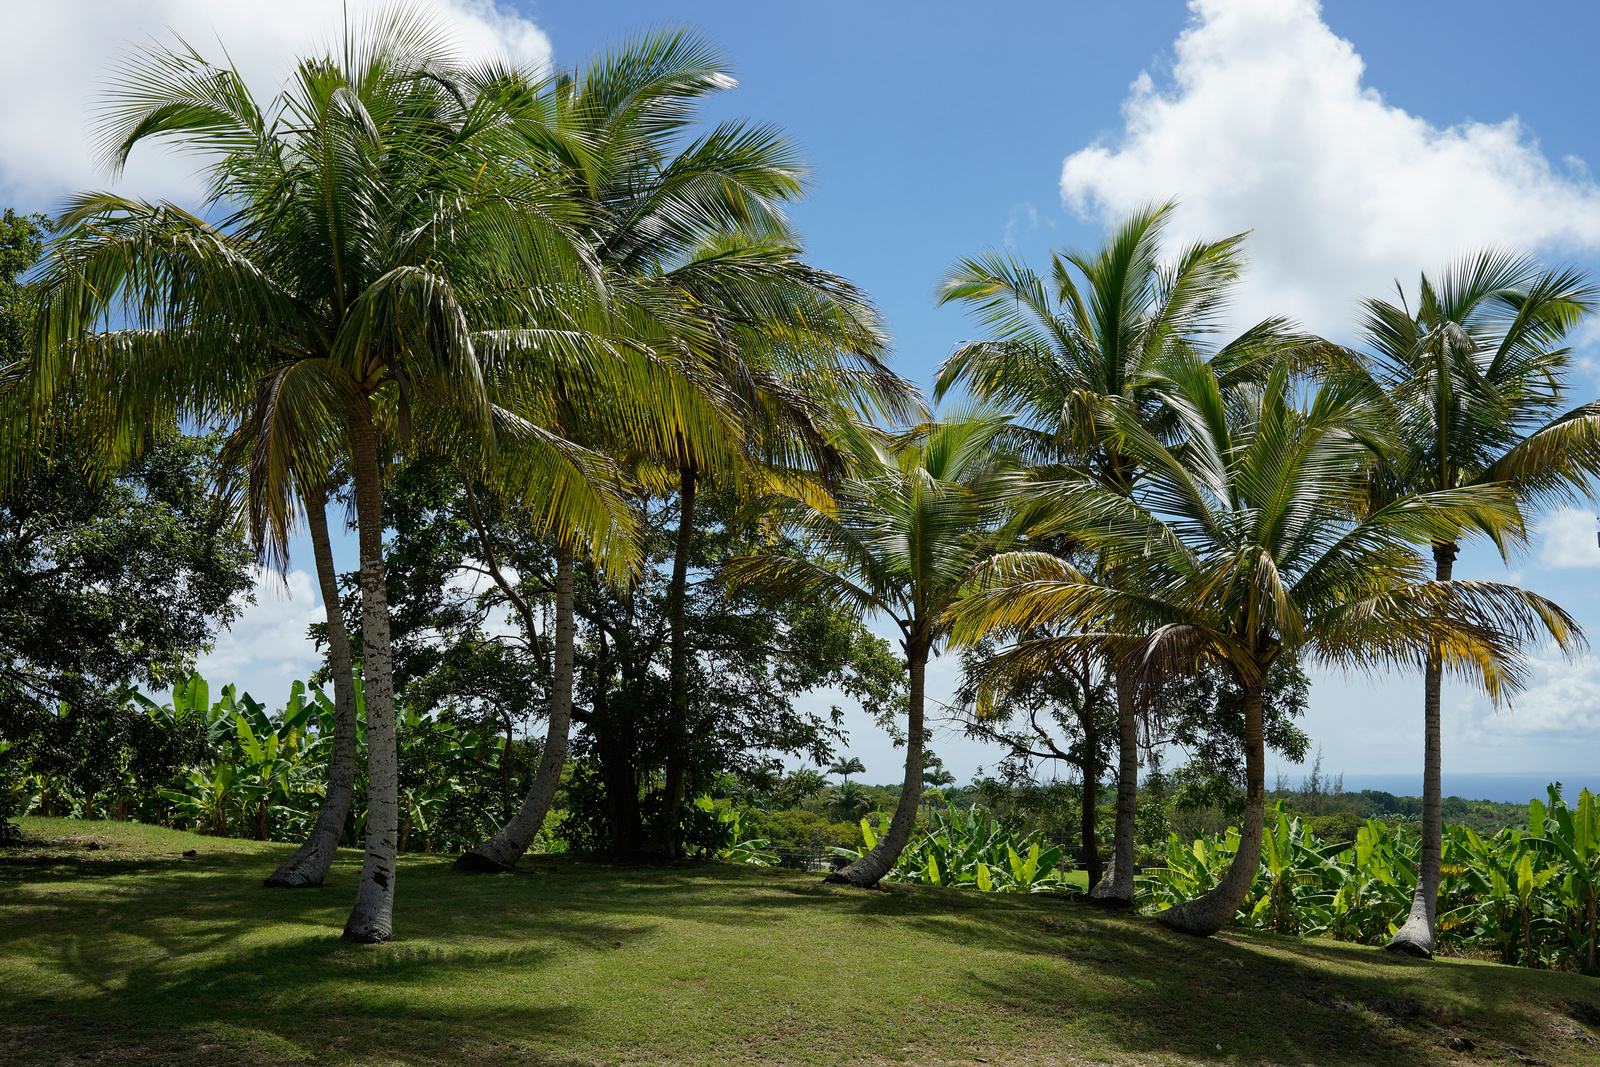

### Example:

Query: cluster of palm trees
xmin=733 ymin=206 xmax=1600 ymax=948
xmin=9 ymin=8 xmax=1600 ymax=957
xmin=12 ymin=13 xmax=917 ymax=941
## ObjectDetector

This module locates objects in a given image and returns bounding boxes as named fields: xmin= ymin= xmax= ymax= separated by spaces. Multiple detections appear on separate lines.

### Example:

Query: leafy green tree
xmin=0 ymin=210 xmax=45 ymax=365
xmin=1354 ymin=252 xmax=1600 ymax=957
xmin=957 ymin=638 xmax=1115 ymax=884
xmin=368 ymin=465 xmax=901 ymax=857
xmin=824 ymin=780 xmax=872 ymax=822
xmin=726 ymin=412 xmax=1037 ymax=887
xmin=934 ymin=203 xmax=1334 ymax=903
xmin=0 ymin=432 xmax=253 ymax=822
xmin=952 ymin=360 xmax=1580 ymax=935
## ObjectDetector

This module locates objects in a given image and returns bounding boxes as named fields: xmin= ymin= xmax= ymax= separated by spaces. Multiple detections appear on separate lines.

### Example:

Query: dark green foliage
xmin=0 ymin=432 xmax=254 ymax=828
xmin=738 ymin=806 xmax=864 ymax=857
xmin=0 ymin=209 xmax=45 ymax=365
xmin=360 ymin=460 xmax=905 ymax=856
xmin=8 ymin=667 xmax=517 ymax=853
xmin=1159 ymin=660 xmax=1312 ymax=819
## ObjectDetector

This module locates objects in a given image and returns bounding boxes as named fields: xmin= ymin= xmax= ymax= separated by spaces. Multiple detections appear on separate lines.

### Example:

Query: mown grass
xmin=3 ymin=817 xmax=1598 ymax=1066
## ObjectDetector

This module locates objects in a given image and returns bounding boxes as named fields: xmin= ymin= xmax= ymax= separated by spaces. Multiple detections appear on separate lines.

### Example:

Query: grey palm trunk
xmin=656 ymin=462 xmax=697 ymax=859
xmin=456 ymin=543 xmax=576 ymax=872
xmin=1156 ymin=684 xmax=1267 ymax=936
xmin=342 ymin=399 xmax=401 ymax=944
xmin=1089 ymin=666 xmax=1138 ymax=904
xmin=264 ymin=489 xmax=359 ymax=888
xmin=1387 ymin=542 xmax=1457 ymax=958
xmin=826 ymin=643 xmax=928 ymax=887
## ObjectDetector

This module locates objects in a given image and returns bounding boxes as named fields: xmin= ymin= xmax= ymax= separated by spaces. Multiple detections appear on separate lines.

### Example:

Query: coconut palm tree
xmin=827 ymin=756 xmax=866 ymax=786
xmin=475 ymin=31 xmax=915 ymax=860
xmin=24 ymin=8 xmax=648 ymax=941
xmin=933 ymin=203 xmax=1335 ymax=903
xmin=724 ymin=411 xmax=1035 ymax=887
xmin=1355 ymin=251 xmax=1600 ymax=957
xmin=950 ymin=359 xmax=1583 ymax=935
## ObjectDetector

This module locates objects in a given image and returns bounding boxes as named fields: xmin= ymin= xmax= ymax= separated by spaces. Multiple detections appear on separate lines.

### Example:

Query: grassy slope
xmin=2 ymin=818 xmax=1598 ymax=1067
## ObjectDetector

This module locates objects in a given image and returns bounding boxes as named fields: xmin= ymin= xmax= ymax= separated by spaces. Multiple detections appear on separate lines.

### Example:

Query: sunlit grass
xmin=3 ymin=817 xmax=1597 ymax=1065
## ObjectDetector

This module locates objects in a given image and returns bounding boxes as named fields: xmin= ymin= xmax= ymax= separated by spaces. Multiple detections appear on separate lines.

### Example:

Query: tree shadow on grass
xmin=878 ymin=892 xmax=1586 ymax=1066
xmin=12 ymin=933 xmax=595 ymax=1067
xmin=8 ymin=850 xmax=1596 ymax=1066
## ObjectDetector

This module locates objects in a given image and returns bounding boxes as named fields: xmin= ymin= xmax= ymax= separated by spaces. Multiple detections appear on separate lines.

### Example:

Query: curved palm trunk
xmin=342 ymin=398 xmax=401 ymax=944
xmin=457 ymin=543 xmax=576 ymax=872
xmin=1090 ymin=665 xmax=1137 ymax=904
xmin=657 ymin=463 xmax=696 ymax=858
xmin=826 ymin=642 xmax=928 ymax=887
xmin=1388 ymin=543 xmax=1456 ymax=958
xmin=265 ymin=488 xmax=359 ymax=888
xmin=1156 ymin=684 xmax=1265 ymax=936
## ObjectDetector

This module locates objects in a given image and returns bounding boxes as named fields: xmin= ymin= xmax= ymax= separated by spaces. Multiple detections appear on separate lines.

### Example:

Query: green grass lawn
xmin=4 ymin=817 xmax=1599 ymax=1066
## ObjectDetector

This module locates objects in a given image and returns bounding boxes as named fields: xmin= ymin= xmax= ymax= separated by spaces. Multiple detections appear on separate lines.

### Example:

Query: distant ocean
xmin=1321 ymin=773 xmax=1600 ymax=805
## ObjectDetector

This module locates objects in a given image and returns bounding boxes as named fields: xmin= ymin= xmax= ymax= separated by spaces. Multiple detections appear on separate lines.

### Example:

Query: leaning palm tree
xmin=1356 ymin=251 xmax=1600 ymax=957
xmin=24 ymin=8 xmax=646 ymax=941
xmin=951 ymin=359 xmax=1583 ymax=935
xmin=933 ymin=203 xmax=1334 ymax=903
xmin=263 ymin=473 xmax=361 ymax=888
xmin=725 ymin=411 xmax=1034 ymax=887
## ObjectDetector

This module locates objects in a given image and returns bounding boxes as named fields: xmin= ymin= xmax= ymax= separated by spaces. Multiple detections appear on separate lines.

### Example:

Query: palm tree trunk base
xmin=340 ymin=926 xmax=392 ymax=945
xmin=453 ymin=849 xmax=514 ymax=874
xmin=822 ymin=869 xmax=884 ymax=888
xmin=1086 ymin=893 xmax=1134 ymax=910
xmin=1385 ymin=918 xmax=1435 ymax=959
xmin=263 ymin=829 xmax=341 ymax=888
xmin=262 ymin=867 xmax=325 ymax=889
xmin=1154 ymin=897 xmax=1232 ymax=937
xmin=1088 ymin=856 xmax=1134 ymax=905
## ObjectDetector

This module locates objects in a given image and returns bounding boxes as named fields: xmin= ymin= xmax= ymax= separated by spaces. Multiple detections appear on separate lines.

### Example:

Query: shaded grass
xmin=3 ymin=818 xmax=1599 ymax=1066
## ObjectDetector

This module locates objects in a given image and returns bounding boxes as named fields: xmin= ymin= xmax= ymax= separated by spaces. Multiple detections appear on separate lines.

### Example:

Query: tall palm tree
xmin=827 ymin=756 xmax=865 ymax=786
xmin=479 ymin=31 xmax=915 ymax=859
xmin=1356 ymin=251 xmax=1600 ymax=957
xmin=725 ymin=411 xmax=1033 ymax=887
xmin=25 ymin=8 xmax=642 ymax=941
xmin=933 ymin=203 xmax=1332 ymax=903
xmin=951 ymin=360 xmax=1582 ymax=935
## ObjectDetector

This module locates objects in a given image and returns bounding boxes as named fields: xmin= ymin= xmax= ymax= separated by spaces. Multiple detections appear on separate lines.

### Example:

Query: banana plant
xmin=1527 ymin=786 xmax=1599 ymax=973
xmin=830 ymin=806 xmax=1075 ymax=893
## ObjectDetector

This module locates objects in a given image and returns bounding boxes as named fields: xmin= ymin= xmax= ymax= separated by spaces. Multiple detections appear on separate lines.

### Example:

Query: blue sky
xmin=7 ymin=0 xmax=1600 ymax=797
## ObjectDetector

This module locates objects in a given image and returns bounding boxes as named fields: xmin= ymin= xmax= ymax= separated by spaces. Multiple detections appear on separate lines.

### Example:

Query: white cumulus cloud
xmin=1537 ymin=507 xmax=1600 ymax=569
xmin=1451 ymin=650 xmax=1600 ymax=742
xmin=195 ymin=567 xmax=326 ymax=706
xmin=0 ymin=0 xmax=552 ymax=208
xmin=1060 ymin=0 xmax=1600 ymax=340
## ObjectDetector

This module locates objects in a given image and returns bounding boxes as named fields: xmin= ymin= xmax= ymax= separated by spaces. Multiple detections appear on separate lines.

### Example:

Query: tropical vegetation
xmin=1 ymin=13 xmax=1598 ymax=1043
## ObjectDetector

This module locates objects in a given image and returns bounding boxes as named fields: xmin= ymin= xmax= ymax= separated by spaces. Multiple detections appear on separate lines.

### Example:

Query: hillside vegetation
xmin=3 ymin=818 xmax=1598 ymax=1066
